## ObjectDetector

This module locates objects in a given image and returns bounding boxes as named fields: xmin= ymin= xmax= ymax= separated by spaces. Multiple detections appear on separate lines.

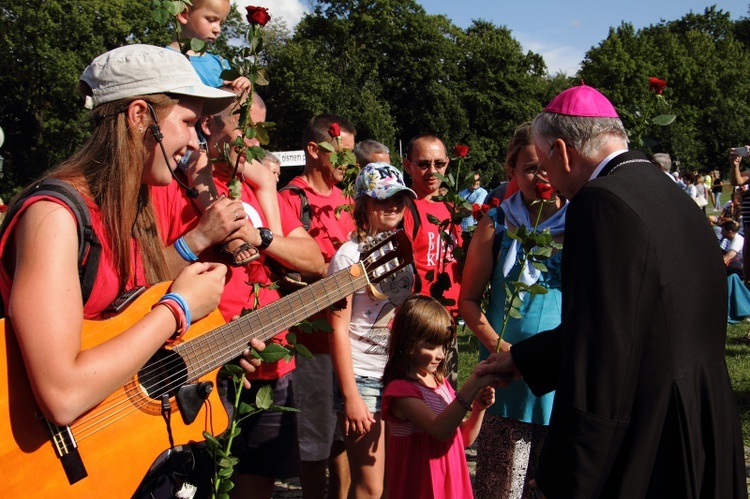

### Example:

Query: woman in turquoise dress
xmin=459 ymin=123 xmax=566 ymax=498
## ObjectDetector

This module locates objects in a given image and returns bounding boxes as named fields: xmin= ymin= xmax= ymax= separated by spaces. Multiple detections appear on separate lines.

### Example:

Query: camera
xmin=733 ymin=146 xmax=749 ymax=157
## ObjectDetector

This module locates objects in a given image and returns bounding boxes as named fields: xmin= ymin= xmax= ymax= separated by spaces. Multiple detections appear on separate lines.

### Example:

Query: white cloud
xmin=516 ymin=34 xmax=583 ymax=77
xmin=233 ymin=0 xmax=308 ymax=28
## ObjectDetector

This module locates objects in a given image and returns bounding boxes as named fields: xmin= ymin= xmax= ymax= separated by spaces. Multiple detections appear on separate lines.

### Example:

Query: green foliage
xmin=0 ymin=0 xmax=171 ymax=193
xmin=581 ymin=6 xmax=750 ymax=174
xmin=264 ymin=0 xmax=550 ymax=183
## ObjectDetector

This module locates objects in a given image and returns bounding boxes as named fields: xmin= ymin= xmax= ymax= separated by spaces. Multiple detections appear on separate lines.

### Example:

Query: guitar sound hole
xmin=137 ymin=350 xmax=188 ymax=400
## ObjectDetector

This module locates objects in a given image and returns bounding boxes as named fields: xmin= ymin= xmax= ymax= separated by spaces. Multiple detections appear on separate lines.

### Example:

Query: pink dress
xmin=382 ymin=378 xmax=474 ymax=499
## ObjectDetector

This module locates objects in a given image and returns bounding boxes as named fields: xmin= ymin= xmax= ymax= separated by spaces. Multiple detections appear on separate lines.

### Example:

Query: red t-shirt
xmin=152 ymin=177 xmax=301 ymax=380
xmin=278 ymin=177 xmax=354 ymax=353
xmin=402 ymin=198 xmax=462 ymax=314
xmin=0 ymin=194 xmax=147 ymax=319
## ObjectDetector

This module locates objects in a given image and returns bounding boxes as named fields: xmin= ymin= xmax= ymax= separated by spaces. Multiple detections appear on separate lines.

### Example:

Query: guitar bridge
xmin=46 ymin=420 xmax=88 ymax=484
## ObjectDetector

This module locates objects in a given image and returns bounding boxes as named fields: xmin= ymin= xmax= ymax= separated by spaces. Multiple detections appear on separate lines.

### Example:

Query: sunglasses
xmin=411 ymin=159 xmax=448 ymax=170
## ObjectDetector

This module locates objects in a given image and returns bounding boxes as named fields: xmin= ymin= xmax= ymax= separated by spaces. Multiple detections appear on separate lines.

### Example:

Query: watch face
xmin=259 ymin=227 xmax=273 ymax=249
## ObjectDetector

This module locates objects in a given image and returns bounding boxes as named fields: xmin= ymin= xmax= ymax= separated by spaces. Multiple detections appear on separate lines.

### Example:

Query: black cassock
xmin=512 ymin=151 xmax=747 ymax=498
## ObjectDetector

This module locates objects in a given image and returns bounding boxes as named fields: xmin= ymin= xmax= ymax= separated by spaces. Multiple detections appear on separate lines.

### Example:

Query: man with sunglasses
xmin=402 ymin=134 xmax=463 ymax=386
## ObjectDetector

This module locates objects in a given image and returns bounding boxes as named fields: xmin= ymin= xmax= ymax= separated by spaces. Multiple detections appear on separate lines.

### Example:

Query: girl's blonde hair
xmin=381 ymin=294 xmax=454 ymax=386
xmin=11 ymin=94 xmax=176 ymax=292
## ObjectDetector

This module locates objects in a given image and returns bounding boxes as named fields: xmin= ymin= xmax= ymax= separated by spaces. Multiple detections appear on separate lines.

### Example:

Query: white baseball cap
xmin=80 ymin=44 xmax=235 ymax=115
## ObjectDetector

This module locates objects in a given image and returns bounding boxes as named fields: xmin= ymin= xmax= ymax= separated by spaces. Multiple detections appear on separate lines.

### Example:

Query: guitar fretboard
xmin=173 ymin=264 xmax=367 ymax=381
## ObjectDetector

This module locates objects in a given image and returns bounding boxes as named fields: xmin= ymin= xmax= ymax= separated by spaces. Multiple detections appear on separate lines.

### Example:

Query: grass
xmin=457 ymin=322 xmax=750 ymax=446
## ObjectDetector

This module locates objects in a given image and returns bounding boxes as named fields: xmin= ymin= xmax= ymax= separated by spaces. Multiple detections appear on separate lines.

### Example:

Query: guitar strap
xmin=0 ymin=179 xmax=101 ymax=314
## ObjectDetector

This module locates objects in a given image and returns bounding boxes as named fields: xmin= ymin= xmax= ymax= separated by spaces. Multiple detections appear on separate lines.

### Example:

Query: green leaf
xmin=311 ymin=318 xmax=333 ymax=332
xmin=508 ymin=308 xmax=522 ymax=319
xmin=530 ymin=261 xmax=548 ymax=272
xmin=295 ymin=343 xmax=314 ymax=358
xmin=256 ymin=385 xmax=274 ymax=409
xmin=203 ymin=431 xmax=221 ymax=447
xmin=248 ymin=145 xmax=266 ymax=161
xmin=286 ymin=332 xmax=297 ymax=344
xmin=652 ymin=114 xmax=676 ymax=126
xmin=269 ymin=404 xmax=302 ymax=413
xmin=255 ymin=68 xmax=270 ymax=86
xmin=511 ymin=296 xmax=524 ymax=308
xmin=426 ymin=214 xmax=442 ymax=226
xmin=219 ymin=480 xmax=235 ymax=493
xmin=220 ymin=68 xmax=241 ymax=81
xmin=255 ymin=126 xmax=270 ymax=145
xmin=190 ymin=38 xmax=207 ymax=54
xmin=255 ymin=343 xmax=289 ymax=363
xmin=318 ymin=141 xmax=336 ymax=153
xmin=529 ymin=284 xmax=548 ymax=295
xmin=217 ymin=466 xmax=234 ymax=478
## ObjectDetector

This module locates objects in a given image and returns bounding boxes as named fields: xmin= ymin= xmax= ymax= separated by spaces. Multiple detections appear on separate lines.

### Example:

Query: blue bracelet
xmin=174 ymin=236 xmax=199 ymax=262
xmin=162 ymin=292 xmax=191 ymax=328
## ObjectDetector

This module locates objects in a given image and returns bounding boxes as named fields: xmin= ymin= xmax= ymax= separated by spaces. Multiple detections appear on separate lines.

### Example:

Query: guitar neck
xmin=173 ymin=263 xmax=368 ymax=381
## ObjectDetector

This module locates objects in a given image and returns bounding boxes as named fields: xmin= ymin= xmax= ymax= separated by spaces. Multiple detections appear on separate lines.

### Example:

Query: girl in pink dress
xmin=381 ymin=295 xmax=495 ymax=498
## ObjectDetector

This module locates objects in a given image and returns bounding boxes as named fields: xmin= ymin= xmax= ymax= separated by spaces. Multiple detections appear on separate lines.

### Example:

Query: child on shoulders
xmin=169 ymin=0 xmax=281 ymax=266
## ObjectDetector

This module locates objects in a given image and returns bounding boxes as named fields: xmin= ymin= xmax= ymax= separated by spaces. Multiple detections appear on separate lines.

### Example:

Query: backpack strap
xmin=0 ymin=179 xmax=101 ymax=305
xmin=279 ymin=184 xmax=312 ymax=232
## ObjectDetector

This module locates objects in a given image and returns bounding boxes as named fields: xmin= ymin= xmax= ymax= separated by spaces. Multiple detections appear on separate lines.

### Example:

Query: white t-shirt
xmin=328 ymin=237 xmax=412 ymax=378
xmin=727 ymin=234 xmax=744 ymax=263
xmin=328 ymin=239 xmax=414 ymax=379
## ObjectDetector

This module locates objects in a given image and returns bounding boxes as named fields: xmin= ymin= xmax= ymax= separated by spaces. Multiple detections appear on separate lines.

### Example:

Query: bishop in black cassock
xmin=478 ymin=85 xmax=746 ymax=499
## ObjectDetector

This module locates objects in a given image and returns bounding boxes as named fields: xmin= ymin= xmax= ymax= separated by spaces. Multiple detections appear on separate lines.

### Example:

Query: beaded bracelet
xmin=455 ymin=391 xmax=472 ymax=412
xmin=174 ymin=236 xmax=199 ymax=263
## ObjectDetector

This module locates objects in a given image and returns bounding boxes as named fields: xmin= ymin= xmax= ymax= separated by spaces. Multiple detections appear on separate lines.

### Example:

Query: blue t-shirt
xmin=165 ymin=47 xmax=231 ymax=88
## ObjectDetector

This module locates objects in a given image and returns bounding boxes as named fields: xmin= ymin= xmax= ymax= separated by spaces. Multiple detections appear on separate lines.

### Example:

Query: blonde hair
xmin=381 ymin=294 xmax=454 ymax=386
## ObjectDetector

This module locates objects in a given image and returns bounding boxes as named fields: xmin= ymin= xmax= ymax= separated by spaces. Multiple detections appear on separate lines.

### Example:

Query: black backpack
xmin=0 ymin=179 xmax=101 ymax=313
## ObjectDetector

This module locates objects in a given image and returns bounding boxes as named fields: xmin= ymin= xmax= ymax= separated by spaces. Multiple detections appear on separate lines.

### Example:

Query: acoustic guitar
xmin=0 ymin=230 xmax=412 ymax=497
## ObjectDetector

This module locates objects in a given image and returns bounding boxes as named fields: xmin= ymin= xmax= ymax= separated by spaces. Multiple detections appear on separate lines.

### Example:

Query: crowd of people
xmin=0 ymin=1 xmax=748 ymax=498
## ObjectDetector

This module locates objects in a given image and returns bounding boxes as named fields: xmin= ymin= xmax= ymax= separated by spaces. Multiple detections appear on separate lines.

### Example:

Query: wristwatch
xmin=257 ymin=227 xmax=274 ymax=250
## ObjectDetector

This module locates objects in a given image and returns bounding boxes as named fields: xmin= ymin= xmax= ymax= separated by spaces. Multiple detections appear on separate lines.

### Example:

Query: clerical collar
xmin=589 ymin=149 xmax=628 ymax=181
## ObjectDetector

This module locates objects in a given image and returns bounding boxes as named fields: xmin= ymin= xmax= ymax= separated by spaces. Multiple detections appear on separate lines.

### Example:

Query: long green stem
xmin=495 ymin=202 xmax=545 ymax=352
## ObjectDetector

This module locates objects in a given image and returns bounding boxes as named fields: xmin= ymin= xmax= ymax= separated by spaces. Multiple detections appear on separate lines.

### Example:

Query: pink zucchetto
xmin=544 ymin=85 xmax=619 ymax=118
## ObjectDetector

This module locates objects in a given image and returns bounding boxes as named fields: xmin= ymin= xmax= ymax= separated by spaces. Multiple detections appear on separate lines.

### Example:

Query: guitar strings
xmin=69 ymin=267 xmax=372 ymax=440
xmin=70 ymin=238 xmax=406 ymax=441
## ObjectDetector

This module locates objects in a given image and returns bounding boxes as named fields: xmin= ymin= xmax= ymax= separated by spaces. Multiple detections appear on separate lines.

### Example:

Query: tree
xmin=264 ymin=0 xmax=552 ymax=186
xmin=0 ymin=0 xmax=171 ymax=196
xmin=580 ymin=7 xmax=750 ymax=174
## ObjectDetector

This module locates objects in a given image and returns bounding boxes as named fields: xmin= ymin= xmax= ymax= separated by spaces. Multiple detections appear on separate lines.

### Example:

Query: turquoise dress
xmin=480 ymin=207 xmax=562 ymax=425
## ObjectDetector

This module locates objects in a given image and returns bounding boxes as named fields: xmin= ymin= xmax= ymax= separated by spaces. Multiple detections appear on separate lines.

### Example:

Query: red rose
xmin=535 ymin=181 xmax=555 ymax=200
xmin=245 ymin=6 xmax=271 ymax=27
xmin=490 ymin=197 xmax=500 ymax=208
xmin=328 ymin=122 xmax=341 ymax=138
xmin=481 ymin=203 xmax=491 ymax=214
xmin=0 ymin=205 xmax=6 ymax=213
xmin=648 ymin=77 xmax=667 ymax=95
xmin=454 ymin=144 xmax=469 ymax=158
xmin=472 ymin=203 xmax=483 ymax=221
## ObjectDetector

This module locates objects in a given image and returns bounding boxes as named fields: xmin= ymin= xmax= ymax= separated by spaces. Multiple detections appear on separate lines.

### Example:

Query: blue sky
xmin=420 ymin=0 xmax=748 ymax=75
xmin=237 ymin=0 xmax=748 ymax=75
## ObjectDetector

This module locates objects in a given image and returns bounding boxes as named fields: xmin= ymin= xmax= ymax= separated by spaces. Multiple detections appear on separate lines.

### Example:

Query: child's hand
xmin=473 ymin=386 xmax=495 ymax=410
xmin=225 ymin=76 xmax=251 ymax=93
